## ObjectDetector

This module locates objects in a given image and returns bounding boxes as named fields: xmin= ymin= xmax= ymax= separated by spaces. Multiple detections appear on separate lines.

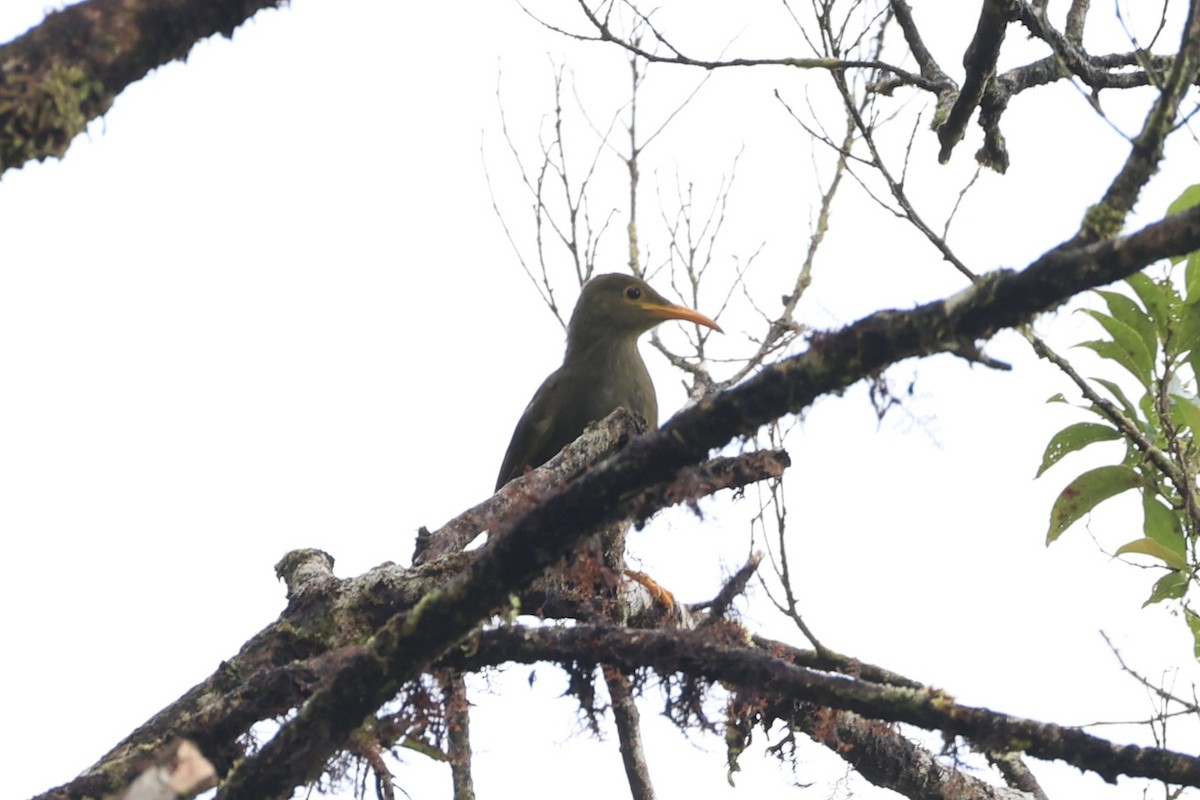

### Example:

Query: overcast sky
xmin=2 ymin=2 xmax=1199 ymax=799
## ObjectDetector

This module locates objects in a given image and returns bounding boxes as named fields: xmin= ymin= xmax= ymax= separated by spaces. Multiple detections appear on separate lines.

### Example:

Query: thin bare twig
xmin=603 ymin=667 xmax=657 ymax=800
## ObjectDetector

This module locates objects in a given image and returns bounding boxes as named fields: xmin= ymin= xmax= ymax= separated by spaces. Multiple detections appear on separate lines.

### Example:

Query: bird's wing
xmin=495 ymin=368 xmax=571 ymax=491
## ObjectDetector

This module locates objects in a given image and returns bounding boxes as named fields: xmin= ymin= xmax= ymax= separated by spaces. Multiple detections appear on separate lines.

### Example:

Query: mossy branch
xmin=0 ymin=0 xmax=286 ymax=173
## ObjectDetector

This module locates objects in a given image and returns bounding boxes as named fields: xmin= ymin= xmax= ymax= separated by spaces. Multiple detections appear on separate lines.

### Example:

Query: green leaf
xmin=1144 ymin=572 xmax=1188 ymax=606
xmin=1079 ymin=311 xmax=1155 ymax=388
xmin=1187 ymin=608 xmax=1200 ymax=659
xmin=1115 ymin=537 xmax=1188 ymax=571
xmin=1095 ymin=290 xmax=1159 ymax=362
xmin=1168 ymin=185 xmax=1200 ymax=266
xmin=1035 ymin=422 xmax=1121 ymax=478
xmin=1046 ymin=465 xmax=1145 ymax=544
xmin=1176 ymin=311 xmax=1200 ymax=386
xmin=1126 ymin=272 xmax=1175 ymax=338
xmin=1167 ymin=183 xmax=1200 ymax=217
xmin=1186 ymin=251 xmax=1200 ymax=305
xmin=1178 ymin=304 xmax=1200 ymax=357
xmin=1138 ymin=390 xmax=1163 ymax=445
xmin=1183 ymin=308 xmax=1200 ymax=385
xmin=1170 ymin=393 xmax=1200 ymax=435
xmin=1078 ymin=340 xmax=1142 ymax=387
xmin=1046 ymin=392 xmax=1068 ymax=404
xmin=1143 ymin=490 xmax=1186 ymax=558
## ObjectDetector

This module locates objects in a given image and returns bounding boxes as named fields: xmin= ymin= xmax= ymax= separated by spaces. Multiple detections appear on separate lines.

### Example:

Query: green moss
xmin=404 ymin=588 xmax=445 ymax=629
xmin=1082 ymin=202 xmax=1126 ymax=241
xmin=218 ymin=657 xmax=248 ymax=684
xmin=276 ymin=619 xmax=336 ymax=648
xmin=0 ymin=62 xmax=108 ymax=170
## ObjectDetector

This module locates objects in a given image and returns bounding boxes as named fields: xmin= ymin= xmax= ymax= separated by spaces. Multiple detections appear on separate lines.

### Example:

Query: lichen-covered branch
xmin=0 ymin=0 xmax=286 ymax=173
xmin=413 ymin=406 xmax=788 ymax=567
xmin=31 ymin=550 xmax=433 ymax=800
xmin=453 ymin=624 xmax=1200 ymax=788
xmin=442 ymin=671 xmax=475 ymax=800
xmin=195 ymin=448 xmax=791 ymax=798
xmin=413 ymin=409 xmax=645 ymax=565
xmin=742 ymin=701 xmax=1033 ymax=800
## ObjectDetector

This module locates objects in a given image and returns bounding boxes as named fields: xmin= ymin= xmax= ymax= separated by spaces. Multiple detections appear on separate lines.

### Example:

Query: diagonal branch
xmin=1080 ymin=0 xmax=1200 ymax=243
xmin=0 ymin=0 xmax=286 ymax=174
xmin=220 ymin=204 xmax=1200 ymax=800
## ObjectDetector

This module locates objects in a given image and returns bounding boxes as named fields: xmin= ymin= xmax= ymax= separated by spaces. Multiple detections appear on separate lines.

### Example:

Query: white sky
xmin=2 ymin=2 xmax=1199 ymax=799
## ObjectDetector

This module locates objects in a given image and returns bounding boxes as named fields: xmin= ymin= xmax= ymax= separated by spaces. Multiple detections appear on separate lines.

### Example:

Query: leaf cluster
xmin=1040 ymin=185 xmax=1200 ymax=648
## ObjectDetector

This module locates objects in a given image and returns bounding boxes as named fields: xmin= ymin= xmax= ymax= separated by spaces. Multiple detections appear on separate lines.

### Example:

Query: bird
xmin=496 ymin=273 xmax=722 ymax=491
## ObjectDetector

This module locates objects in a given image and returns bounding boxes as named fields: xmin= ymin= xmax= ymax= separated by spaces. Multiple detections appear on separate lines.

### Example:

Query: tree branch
xmin=1081 ymin=0 xmax=1200 ymax=242
xmin=937 ymin=0 xmax=1018 ymax=164
xmin=442 ymin=671 xmax=475 ymax=800
xmin=454 ymin=624 xmax=1200 ymax=788
xmin=0 ymin=0 xmax=286 ymax=174
xmin=603 ymin=666 xmax=657 ymax=800
xmin=565 ymin=0 xmax=943 ymax=91
xmin=754 ymin=702 xmax=1032 ymax=800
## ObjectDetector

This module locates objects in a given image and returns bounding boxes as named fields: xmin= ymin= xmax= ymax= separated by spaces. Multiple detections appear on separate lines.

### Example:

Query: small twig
xmin=827 ymin=70 xmax=980 ymax=280
xmin=1102 ymin=631 xmax=1200 ymax=714
xmin=561 ymin=0 xmax=944 ymax=90
xmin=947 ymin=340 xmax=1012 ymax=370
xmin=442 ymin=672 xmax=475 ymax=800
xmin=603 ymin=666 xmax=657 ymax=800
xmin=942 ymin=165 xmax=983 ymax=240
xmin=694 ymin=551 xmax=763 ymax=625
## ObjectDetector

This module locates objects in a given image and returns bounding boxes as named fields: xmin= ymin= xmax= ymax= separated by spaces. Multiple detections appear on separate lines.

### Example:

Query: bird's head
xmin=567 ymin=274 xmax=723 ymax=346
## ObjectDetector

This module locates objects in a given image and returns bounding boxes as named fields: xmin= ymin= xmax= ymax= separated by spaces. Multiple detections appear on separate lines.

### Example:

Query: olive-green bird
xmin=496 ymin=273 xmax=722 ymax=490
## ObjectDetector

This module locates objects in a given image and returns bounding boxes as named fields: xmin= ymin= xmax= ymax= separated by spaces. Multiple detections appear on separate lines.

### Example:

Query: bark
xmin=604 ymin=667 xmax=657 ymax=800
xmin=452 ymin=625 xmax=1200 ymax=788
xmin=937 ymin=0 xmax=1017 ymax=164
xmin=0 ymin=0 xmax=286 ymax=173
xmin=443 ymin=672 xmax=475 ymax=800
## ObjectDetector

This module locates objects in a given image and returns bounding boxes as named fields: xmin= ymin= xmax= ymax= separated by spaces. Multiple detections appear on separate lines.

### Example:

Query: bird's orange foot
xmin=623 ymin=569 xmax=676 ymax=609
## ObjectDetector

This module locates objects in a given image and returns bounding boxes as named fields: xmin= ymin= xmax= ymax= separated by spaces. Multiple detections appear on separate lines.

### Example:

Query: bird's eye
xmin=625 ymin=286 xmax=642 ymax=300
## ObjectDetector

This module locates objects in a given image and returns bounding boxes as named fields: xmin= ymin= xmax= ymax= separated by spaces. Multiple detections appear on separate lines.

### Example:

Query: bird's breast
xmin=577 ymin=350 xmax=657 ymax=428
